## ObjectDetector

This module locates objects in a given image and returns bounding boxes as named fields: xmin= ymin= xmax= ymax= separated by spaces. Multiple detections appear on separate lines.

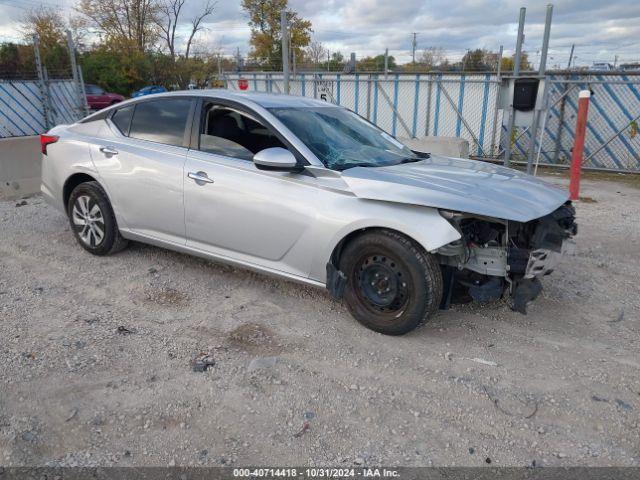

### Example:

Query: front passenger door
xmin=184 ymin=101 xmax=318 ymax=277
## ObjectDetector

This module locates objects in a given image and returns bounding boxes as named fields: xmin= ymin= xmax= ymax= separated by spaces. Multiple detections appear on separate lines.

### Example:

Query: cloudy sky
xmin=1 ymin=0 xmax=639 ymax=67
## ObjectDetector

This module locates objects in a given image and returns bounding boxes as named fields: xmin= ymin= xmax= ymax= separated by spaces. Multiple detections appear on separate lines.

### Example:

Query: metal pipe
xmin=504 ymin=7 xmax=526 ymax=167
xmin=281 ymin=10 xmax=289 ymax=94
xmin=526 ymin=3 xmax=553 ymax=173
xmin=489 ymin=45 xmax=503 ymax=157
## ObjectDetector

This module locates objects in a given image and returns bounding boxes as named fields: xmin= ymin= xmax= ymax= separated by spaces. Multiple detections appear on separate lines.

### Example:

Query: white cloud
xmin=0 ymin=0 xmax=638 ymax=67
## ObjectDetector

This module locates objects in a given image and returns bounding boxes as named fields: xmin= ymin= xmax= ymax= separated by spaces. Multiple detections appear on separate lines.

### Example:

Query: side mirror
xmin=253 ymin=147 xmax=299 ymax=171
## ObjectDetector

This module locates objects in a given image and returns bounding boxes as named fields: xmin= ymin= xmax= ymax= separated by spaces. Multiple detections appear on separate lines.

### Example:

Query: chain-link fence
xmin=224 ymin=71 xmax=640 ymax=173
xmin=225 ymin=72 xmax=503 ymax=158
xmin=0 ymin=35 xmax=88 ymax=138
xmin=508 ymin=74 xmax=640 ymax=172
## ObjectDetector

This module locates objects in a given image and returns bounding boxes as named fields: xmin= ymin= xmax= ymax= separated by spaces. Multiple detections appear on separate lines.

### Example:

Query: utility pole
xmin=411 ymin=33 xmax=418 ymax=64
xmin=567 ymin=44 xmax=575 ymax=69
xmin=614 ymin=54 xmax=618 ymax=68
xmin=526 ymin=3 xmax=553 ymax=174
xmin=384 ymin=48 xmax=389 ymax=79
xmin=327 ymin=51 xmax=330 ymax=72
xmin=281 ymin=9 xmax=290 ymax=94
xmin=503 ymin=7 xmax=526 ymax=167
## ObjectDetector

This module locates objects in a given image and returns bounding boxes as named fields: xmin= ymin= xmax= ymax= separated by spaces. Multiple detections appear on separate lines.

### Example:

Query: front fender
xmin=310 ymin=201 xmax=461 ymax=283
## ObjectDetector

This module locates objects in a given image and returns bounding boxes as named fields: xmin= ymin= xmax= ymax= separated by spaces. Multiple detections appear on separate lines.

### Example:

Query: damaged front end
xmin=436 ymin=202 xmax=577 ymax=313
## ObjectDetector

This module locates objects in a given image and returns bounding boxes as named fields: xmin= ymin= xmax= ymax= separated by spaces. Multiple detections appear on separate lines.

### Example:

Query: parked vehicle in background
xmin=85 ymin=84 xmax=124 ymax=110
xmin=589 ymin=62 xmax=615 ymax=72
xmin=132 ymin=85 xmax=168 ymax=98
xmin=40 ymin=91 xmax=577 ymax=335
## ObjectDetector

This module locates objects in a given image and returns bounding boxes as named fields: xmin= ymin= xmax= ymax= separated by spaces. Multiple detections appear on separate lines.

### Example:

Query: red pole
xmin=569 ymin=90 xmax=591 ymax=200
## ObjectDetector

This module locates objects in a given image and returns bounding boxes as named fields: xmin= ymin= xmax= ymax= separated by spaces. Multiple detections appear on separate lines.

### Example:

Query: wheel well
xmin=330 ymin=227 xmax=425 ymax=268
xmin=63 ymin=173 xmax=98 ymax=209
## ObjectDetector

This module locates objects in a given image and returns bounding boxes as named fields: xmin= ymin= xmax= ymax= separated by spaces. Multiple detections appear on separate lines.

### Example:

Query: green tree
xmin=461 ymin=48 xmax=489 ymax=71
xmin=20 ymin=8 xmax=71 ymax=74
xmin=0 ymin=43 xmax=21 ymax=75
xmin=357 ymin=54 xmax=396 ymax=72
xmin=501 ymin=51 xmax=532 ymax=72
xmin=241 ymin=0 xmax=312 ymax=70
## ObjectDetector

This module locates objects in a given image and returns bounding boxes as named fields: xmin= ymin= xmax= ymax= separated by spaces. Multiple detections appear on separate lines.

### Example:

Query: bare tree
xmin=419 ymin=46 xmax=446 ymax=69
xmin=157 ymin=0 xmax=216 ymax=60
xmin=77 ymin=0 xmax=159 ymax=52
xmin=305 ymin=40 xmax=327 ymax=68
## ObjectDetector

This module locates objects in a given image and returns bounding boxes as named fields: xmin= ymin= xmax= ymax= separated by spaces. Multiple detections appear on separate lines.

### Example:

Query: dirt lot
xmin=0 ymin=174 xmax=638 ymax=468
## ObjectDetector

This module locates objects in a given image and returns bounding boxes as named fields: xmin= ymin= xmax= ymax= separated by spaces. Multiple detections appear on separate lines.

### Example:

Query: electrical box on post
xmin=513 ymin=78 xmax=540 ymax=111
xmin=499 ymin=77 xmax=546 ymax=128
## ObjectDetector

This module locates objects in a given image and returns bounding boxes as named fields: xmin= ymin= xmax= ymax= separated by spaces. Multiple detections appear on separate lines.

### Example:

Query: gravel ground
xmin=0 ymin=175 xmax=638 ymax=468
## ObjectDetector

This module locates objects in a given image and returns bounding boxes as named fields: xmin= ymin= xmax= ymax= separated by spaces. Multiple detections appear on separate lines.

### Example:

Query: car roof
xmin=79 ymin=89 xmax=335 ymax=124
xmin=148 ymin=89 xmax=333 ymax=108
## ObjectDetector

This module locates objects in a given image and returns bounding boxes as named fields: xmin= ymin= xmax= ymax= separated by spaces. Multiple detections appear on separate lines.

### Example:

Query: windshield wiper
xmin=399 ymin=156 xmax=423 ymax=164
xmin=337 ymin=162 xmax=380 ymax=171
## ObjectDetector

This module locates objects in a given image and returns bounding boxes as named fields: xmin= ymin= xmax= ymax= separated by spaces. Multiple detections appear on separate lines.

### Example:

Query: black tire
xmin=67 ymin=181 xmax=128 ymax=255
xmin=339 ymin=230 xmax=443 ymax=335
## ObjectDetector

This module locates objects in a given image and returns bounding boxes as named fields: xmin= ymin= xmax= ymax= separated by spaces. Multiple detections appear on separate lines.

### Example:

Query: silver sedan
xmin=40 ymin=90 xmax=576 ymax=335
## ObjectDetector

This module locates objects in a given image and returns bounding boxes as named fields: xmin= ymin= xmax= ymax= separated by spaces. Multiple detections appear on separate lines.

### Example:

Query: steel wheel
xmin=355 ymin=254 xmax=410 ymax=316
xmin=71 ymin=195 xmax=105 ymax=248
xmin=340 ymin=230 xmax=443 ymax=335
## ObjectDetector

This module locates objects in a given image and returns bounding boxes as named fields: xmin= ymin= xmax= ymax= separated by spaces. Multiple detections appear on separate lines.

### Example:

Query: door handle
xmin=99 ymin=146 xmax=118 ymax=156
xmin=188 ymin=171 xmax=214 ymax=185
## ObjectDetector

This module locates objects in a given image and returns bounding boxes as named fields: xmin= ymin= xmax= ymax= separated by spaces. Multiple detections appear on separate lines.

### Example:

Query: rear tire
xmin=339 ymin=230 xmax=442 ymax=335
xmin=67 ymin=181 xmax=128 ymax=256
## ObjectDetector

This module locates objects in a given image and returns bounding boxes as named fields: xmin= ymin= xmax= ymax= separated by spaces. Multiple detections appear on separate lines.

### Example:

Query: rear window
xmin=129 ymin=99 xmax=192 ymax=146
xmin=111 ymin=105 xmax=134 ymax=135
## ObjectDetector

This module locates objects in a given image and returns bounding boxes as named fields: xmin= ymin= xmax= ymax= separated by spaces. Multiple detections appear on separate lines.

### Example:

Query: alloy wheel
xmin=71 ymin=195 xmax=105 ymax=247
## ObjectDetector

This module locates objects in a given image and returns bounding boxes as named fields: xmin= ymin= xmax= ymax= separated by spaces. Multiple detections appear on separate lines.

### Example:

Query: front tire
xmin=339 ymin=230 xmax=443 ymax=335
xmin=67 ymin=181 xmax=128 ymax=255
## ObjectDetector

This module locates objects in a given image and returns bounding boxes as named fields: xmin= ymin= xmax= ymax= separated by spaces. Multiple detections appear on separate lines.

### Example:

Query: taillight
xmin=40 ymin=134 xmax=59 ymax=155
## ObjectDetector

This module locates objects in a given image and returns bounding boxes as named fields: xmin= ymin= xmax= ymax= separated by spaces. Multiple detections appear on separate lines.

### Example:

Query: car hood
xmin=340 ymin=155 xmax=569 ymax=222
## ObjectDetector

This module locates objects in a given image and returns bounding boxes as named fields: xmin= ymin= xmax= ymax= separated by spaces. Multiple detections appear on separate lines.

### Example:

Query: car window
xmin=129 ymin=98 xmax=192 ymax=146
xmin=111 ymin=105 xmax=134 ymax=135
xmin=86 ymin=85 xmax=104 ymax=95
xmin=198 ymin=103 xmax=286 ymax=160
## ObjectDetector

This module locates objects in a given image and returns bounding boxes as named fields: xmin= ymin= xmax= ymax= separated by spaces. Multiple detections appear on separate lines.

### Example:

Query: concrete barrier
xmin=0 ymin=136 xmax=41 ymax=199
xmin=399 ymin=136 xmax=470 ymax=159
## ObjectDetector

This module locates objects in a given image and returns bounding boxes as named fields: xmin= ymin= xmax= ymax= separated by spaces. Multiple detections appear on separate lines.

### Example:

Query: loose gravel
xmin=0 ymin=175 xmax=638 ymax=467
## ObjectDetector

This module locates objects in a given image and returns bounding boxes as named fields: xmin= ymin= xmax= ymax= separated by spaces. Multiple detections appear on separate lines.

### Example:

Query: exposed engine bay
xmin=436 ymin=202 xmax=577 ymax=313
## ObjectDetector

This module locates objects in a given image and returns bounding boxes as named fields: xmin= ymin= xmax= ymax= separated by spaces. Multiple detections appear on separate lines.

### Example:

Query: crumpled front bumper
xmin=524 ymin=239 xmax=576 ymax=279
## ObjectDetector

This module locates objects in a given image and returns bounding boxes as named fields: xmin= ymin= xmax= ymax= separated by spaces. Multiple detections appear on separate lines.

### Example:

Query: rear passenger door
xmin=90 ymin=97 xmax=195 ymax=244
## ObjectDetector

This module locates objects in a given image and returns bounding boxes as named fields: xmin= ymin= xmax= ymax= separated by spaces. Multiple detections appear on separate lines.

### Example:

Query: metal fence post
xmin=425 ymin=73 xmax=432 ymax=136
xmin=33 ymin=34 xmax=52 ymax=130
xmin=504 ymin=7 xmax=526 ymax=166
xmin=526 ymin=4 xmax=553 ymax=173
xmin=77 ymin=65 xmax=90 ymax=116
xmin=66 ymin=30 xmax=84 ymax=119
xmin=281 ymin=10 xmax=290 ymax=94
xmin=489 ymin=45 xmax=503 ymax=157
xmin=366 ymin=74 xmax=372 ymax=120
xmin=553 ymin=76 xmax=568 ymax=163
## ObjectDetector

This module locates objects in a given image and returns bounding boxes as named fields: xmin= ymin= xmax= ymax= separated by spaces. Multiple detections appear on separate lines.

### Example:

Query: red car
xmin=84 ymin=84 xmax=124 ymax=110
